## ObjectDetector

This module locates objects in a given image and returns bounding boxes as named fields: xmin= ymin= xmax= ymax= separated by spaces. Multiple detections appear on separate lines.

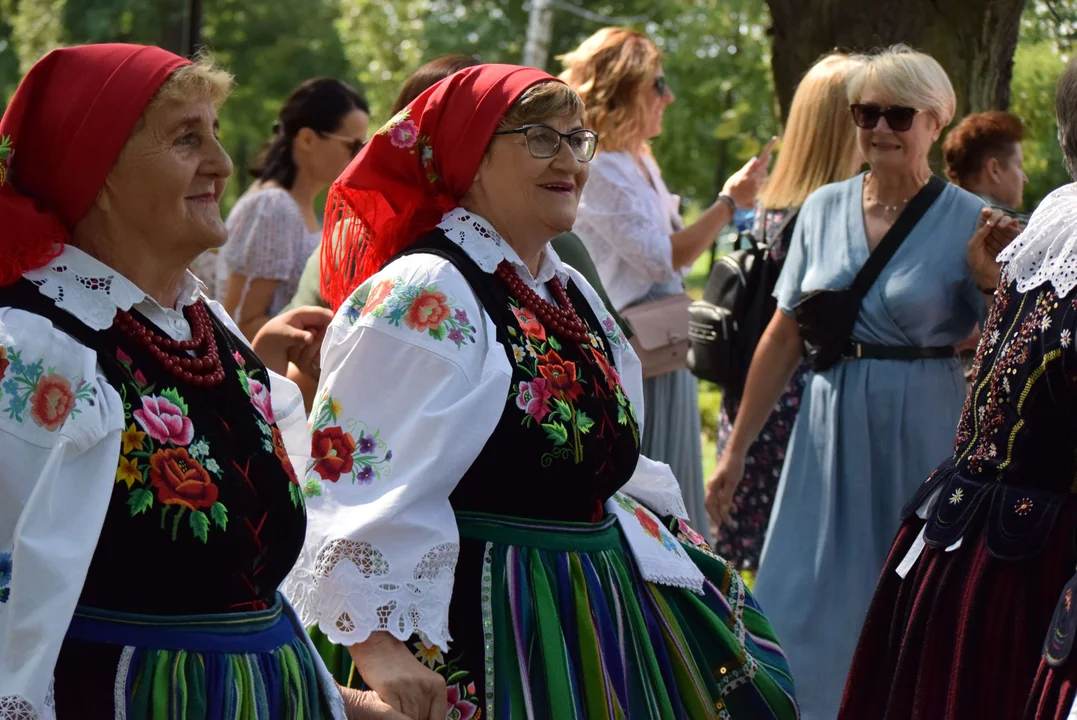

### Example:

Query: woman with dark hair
xmin=216 ymin=77 xmax=369 ymax=338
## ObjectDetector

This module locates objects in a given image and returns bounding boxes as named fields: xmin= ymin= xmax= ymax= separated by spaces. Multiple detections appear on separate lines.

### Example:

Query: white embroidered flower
xmin=512 ymin=344 xmax=526 ymax=363
xmin=988 ymin=329 xmax=1001 ymax=347
xmin=189 ymin=439 xmax=210 ymax=459
xmin=988 ymin=443 xmax=998 ymax=458
xmin=205 ymin=458 xmax=222 ymax=476
xmin=978 ymin=405 xmax=987 ymax=420
xmin=1042 ymin=315 xmax=1053 ymax=332
xmin=1062 ymin=329 xmax=1072 ymax=348
xmin=949 ymin=488 xmax=964 ymax=505
xmin=1002 ymin=377 xmax=1011 ymax=395
xmin=262 ymin=438 xmax=273 ymax=453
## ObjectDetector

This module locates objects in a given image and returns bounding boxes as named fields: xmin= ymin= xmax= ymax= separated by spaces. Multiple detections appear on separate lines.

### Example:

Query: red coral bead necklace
xmin=114 ymin=301 xmax=225 ymax=387
xmin=494 ymin=260 xmax=590 ymax=344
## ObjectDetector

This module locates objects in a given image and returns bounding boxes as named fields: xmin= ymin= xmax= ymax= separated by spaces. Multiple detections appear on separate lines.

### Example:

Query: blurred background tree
xmin=0 ymin=0 xmax=1072 ymax=215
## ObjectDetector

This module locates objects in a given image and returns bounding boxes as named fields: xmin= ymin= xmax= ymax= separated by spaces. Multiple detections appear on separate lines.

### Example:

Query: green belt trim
xmin=455 ymin=511 xmax=621 ymax=552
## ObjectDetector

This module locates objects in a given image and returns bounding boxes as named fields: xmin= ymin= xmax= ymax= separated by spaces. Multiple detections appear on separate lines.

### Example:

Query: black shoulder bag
xmin=792 ymin=175 xmax=946 ymax=372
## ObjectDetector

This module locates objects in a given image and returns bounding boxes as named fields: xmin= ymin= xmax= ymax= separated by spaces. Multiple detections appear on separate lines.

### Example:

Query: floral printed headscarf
xmin=320 ymin=64 xmax=561 ymax=310
xmin=0 ymin=44 xmax=189 ymax=286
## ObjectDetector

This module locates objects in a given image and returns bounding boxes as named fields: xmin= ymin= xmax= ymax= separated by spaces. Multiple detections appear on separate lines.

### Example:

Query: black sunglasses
xmin=654 ymin=76 xmax=670 ymax=97
xmin=850 ymin=104 xmax=920 ymax=132
xmin=492 ymin=124 xmax=599 ymax=162
xmin=319 ymin=131 xmax=365 ymax=156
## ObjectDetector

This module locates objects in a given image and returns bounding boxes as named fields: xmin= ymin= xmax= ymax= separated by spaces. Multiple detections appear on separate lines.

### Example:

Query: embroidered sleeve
xmin=221 ymin=189 xmax=307 ymax=282
xmin=575 ymin=158 xmax=677 ymax=284
xmin=561 ymin=268 xmax=687 ymax=519
xmin=282 ymin=255 xmax=512 ymax=651
xmin=0 ymin=308 xmax=124 ymax=720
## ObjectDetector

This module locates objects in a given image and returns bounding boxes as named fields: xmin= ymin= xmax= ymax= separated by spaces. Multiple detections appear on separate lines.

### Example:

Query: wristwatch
xmin=716 ymin=194 xmax=736 ymax=213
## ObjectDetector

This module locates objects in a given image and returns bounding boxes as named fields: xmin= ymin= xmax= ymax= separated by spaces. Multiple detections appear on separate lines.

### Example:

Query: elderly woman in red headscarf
xmin=285 ymin=64 xmax=798 ymax=719
xmin=0 ymin=44 xmax=408 ymax=719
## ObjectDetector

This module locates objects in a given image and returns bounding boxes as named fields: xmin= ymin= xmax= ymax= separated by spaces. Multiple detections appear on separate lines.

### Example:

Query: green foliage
xmin=1011 ymin=37 xmax=1070 ymax=210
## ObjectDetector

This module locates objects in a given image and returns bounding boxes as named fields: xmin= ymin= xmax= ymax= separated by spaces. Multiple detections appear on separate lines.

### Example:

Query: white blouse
xmin=216 ymin=187 xmax=322 ymax=319
xmin=283 ymin=207 xmax=690 ymax=654
xmin=0 ymin=246 xmax=342 ymax=720
xmin=573 ymin=151 xmax=687 ymax=310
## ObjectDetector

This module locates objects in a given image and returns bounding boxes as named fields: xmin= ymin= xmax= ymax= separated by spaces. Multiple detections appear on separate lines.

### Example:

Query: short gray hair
xmin=1057 ymin=56 xmax=1077 ymax=180
xmin=847 ymin=44 xmax=956 ymax=126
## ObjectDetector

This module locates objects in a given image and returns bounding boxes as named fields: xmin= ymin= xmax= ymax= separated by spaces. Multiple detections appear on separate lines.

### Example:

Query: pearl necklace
xmin=864 ymin=174 xmax=930 ymax=215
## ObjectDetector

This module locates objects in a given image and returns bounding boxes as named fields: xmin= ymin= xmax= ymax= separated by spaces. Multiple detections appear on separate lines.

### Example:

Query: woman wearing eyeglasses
xmin=707 ymin=45 xmax=1017 ymax=720
xmin=214 ymin=78 xmax=369 ymax=339
xmin=562 ymin=28 xmax=770 ymax=541
xmin=288 ymin=64 xmax=798 ymax=719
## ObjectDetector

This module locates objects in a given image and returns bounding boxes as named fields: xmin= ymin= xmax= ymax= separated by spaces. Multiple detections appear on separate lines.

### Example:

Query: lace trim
xmin=999 ymin=183 xmax=1077 ymax=297
xmin=436 ymin=207 xmax=569 ymax=285
xmin=285 ymin=538 xmax=458 ymax=652
xmin=114 ymin=646 xmax=135 ymax=719
xmin=0 ymin=696 xmax=42 ymax=720
xmin=21 ymin=249 xmax=203 ymax=332
xmin=481 ymin=542 xmax=495 ymax=720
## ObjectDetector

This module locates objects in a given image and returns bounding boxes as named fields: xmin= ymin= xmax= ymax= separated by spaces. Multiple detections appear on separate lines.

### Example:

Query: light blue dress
xmin=754 ymin=174 xmax=986 ymax=720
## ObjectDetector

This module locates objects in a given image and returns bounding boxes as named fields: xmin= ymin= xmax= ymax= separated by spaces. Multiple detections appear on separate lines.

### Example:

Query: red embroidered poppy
xmin=29 ymin=373 xmax=75 ymax=431
xmin=512 ymin=306 xmax=547 ymax=342
xmin=538 ymin=350 xmax=583 ymax=402
xmin=311 ymin=426 xmax=357 ymax=482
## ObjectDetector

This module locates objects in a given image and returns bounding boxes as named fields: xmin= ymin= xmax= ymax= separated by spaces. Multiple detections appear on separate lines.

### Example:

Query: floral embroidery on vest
xmin=236 ymin=364 xmax=304 ymax=507
xmin=306 ymin=391 xmax=393 ymax=497
xmin=344 ymin=278 xmax=477 ymax=348
xmin=506 ymin=296 xmax=639 ymax=466
xmin=614 ymin=493 xmax=681 ymax=553
xmin=115 ymin=349 xmax=229 ymax=543
xmin=0 ymin=344 xmax=96 ymax=430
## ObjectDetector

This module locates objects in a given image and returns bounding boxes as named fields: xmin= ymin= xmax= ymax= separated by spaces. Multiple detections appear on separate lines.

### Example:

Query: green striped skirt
xmin=66 ymin=593 xmax=335 ymax=719
xmin=312 ymin=512 xmax=797 ymax=719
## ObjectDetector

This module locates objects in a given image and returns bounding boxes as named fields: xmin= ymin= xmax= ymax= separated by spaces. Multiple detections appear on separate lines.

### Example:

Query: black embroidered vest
xmin=397 ymin=231 xmax=641 ymax=522
xmin=0 ymin=279 xmax=306 ymax=614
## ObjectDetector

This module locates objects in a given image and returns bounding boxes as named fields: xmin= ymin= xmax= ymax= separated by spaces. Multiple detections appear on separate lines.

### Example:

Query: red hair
xmin=943 ymin=111 xmax=1024 ymax=186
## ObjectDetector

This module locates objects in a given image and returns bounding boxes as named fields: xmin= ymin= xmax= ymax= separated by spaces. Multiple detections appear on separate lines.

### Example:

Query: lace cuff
xmin=0 ymin=680 xmax=54 ymax=720
xmin=286 ymin=539 xmax=458 ymax=652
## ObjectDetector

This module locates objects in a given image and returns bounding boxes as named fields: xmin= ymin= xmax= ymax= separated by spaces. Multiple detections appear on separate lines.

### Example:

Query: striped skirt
xmin=62 ymin=593 xmax=336 ymax=719
xmin=315 ymin=512 xmax=797 ymax=719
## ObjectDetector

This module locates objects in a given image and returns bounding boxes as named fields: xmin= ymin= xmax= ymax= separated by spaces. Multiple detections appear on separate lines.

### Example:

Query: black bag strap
xmin=849 ymin=175 xmax=945 ymax=300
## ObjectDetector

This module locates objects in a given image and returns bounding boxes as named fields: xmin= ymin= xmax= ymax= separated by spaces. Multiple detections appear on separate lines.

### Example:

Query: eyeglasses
xmin=654 ymin=76 xmax=671 ymax=98
xmin=493 ymin=124 xmax=599 ymax=162
xmin=850 ymin=104 xmax=920 ymax=132
xmin=319 ymin=131 xmax=366 ymax=156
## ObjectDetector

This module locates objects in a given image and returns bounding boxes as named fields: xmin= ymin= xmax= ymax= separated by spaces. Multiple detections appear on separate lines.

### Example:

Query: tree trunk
xmin=764 ymin=0 xmax=1025 ymax=123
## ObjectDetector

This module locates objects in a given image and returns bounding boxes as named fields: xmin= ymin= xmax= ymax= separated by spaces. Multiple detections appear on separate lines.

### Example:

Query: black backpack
xmin=686 ymin=210 xmax=799 ymax=399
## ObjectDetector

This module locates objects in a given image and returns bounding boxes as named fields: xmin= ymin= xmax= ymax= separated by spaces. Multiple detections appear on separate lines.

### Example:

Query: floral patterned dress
xmin=714 ymin=205 xmax=808 ymax=573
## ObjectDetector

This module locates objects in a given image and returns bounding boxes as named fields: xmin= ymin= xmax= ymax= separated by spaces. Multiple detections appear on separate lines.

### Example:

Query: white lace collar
xmin=437 ymin=206 xmax=570 ymax=286
xmin=998 ymin=183 xmax=1077 ymax=296
xmin=22 ymin=244 xmax=206 ymax=331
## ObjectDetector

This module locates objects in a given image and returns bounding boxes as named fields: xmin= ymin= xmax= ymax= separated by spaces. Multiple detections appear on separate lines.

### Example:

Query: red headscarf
xmin=320 ymin=64 xmax=561 ymax=310
xmin=0 ymin=44 xmax=190 ymax=286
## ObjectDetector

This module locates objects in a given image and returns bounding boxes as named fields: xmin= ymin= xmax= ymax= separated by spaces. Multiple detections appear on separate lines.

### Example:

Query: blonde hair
xmin=558 ymin=27 xmax=662 ymax=152
xmin=847 ymin=44 xmax=956 ymax=126
xmin=498 ymin=80 xmax=585 ymax=132
xmin=758 ymin=53 xmax=865 ymax=210
xmin=151 ymin=53 xmax=233 ymax=109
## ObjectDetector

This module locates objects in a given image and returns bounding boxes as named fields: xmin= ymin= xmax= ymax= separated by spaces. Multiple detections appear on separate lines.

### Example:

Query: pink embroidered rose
xmin=133 ymin=369 xmax=148 ymax=388
xmin=446 ymin=685 xmax=479 ymax=720
xmin=134 ymin=395 xmax=194 ymax=446
xmin=515 ymin=378 xmax=552 ymax=423
xmin=247 ymin=378 xmax=275 ymax=424
xmin=388 ymin=119 xmax=419 ymax=149
xmin=116 ymin=348 xmax=133 ymax=366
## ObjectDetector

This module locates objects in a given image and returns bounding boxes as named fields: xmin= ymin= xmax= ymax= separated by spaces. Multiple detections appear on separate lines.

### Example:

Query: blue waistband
xmin=66 ymin=592 xmax=297 ymax=654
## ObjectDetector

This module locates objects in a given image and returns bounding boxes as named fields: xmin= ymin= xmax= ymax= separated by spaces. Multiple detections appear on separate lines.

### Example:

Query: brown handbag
xmin=622 ymin=292 xmax=693 ymax=379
